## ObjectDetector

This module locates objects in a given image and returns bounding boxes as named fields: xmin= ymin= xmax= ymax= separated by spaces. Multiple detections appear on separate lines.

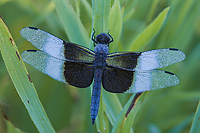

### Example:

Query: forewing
xmin=102 ymin=67 xmax=180 ymax=93
xmin=21 ymin=50 xmax=94 ymax=88
xmin=20 ymin=27 xmax=95 ymax=63
xmin=106 ymin=48 xmax=185 ymax=70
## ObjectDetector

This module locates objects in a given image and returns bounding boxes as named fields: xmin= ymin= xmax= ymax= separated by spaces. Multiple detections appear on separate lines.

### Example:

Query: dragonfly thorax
xmin=94 ymin=43 xmax=109 ymax=55
xmin=93 ymin=44 xmax=109 ymax=68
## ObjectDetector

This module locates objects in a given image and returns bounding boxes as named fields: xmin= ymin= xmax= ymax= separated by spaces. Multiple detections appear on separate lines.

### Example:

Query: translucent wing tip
xmin=20 ymin=27 xmax=30 ymax=40
xmin=164 ymin=71 xmax=180 ymax=86
xmin=20 ymin=27 xmax=38 ymax=39
xmin=20 ymin=27 xmax=28 ymax=34
xmin=20 ymin=50 xmax=29 ymax=64
xmin=125 ymin=70 xmax=181 ymax=94
xmin=20 ymin=50 xmax=28 ymax=59
xmin=168 ymin=48 xmax=186 ymax=62
xmin=20 ymin=50 xmax=38 ymax=63
xmin=20 ymin=28 xmax=26 ymax=37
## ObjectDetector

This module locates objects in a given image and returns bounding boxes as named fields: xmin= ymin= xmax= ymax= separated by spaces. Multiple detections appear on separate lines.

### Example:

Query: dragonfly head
xmin=96 ymin=33 xmax=111 ymax=45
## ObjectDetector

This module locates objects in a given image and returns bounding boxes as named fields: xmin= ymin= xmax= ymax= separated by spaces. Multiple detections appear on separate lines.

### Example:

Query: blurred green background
xmin=0 ymin=0 xmax=200 ymax=132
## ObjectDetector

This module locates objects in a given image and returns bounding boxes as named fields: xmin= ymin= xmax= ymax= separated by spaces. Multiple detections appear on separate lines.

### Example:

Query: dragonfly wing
xmin=106 ymin=48 xmax=185 ymax=70
xmin=102 ymin=67 xmax=180 ymax=93
xmin=124 ymin=70 xmax=180 ymax=93
xmin=21 ymin=50 xmax=94 ymax=87
xmin=20 ymin=27 xmax=95 ymax=63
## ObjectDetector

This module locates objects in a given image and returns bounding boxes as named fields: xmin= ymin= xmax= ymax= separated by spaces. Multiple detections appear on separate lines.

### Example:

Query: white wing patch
xmin=20 ymin=27 xmax=66 ymax=60
xmin=124 ymin=70 xmax=180 ymax=93
xmin=21 ymin=50 xmax=66 ymax=83
xmin=42 ymin=34 xmax=65 ymax=60
xmin=135 ymin=48 xmax=185 ymax=70
xmin=44 ymin=55 xmax=65 ymax=83
xmin=136 ymin=51 xmax=159 ymax=70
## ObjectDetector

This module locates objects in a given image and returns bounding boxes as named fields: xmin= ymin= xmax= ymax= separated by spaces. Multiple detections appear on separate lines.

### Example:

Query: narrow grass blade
xmin=53 ymin=0 xmax=89 ymax=46
xmin=0 ymin=18 xmax=55 ymax=132
xmin=130 ymin=7 xmax=170 ymax=51
xmin=190 ymin=101 xmax=200 ymax=133
xmin=3 ymin=118 xmax=26 ymax=133
xmin=81 ymin=0 xmax=92 ymax=21
xmin=111 ymin=93 xmax=147 ymax=133
xmin=120 ymin=93 xmax=147 ymax=133
xmin=75 ymin=0 xmax=80 ymax=17
xmin=109 ymin=0 xmax=123 ymax=52
xmin=168 ymin=114 xmax=193 ymax=133
xmin=111 ymin=94 xmax=136 ymax=133
xmin=146 ymin=0 xmax=160 ymax=23
xmin=103 ymin=91 xmax=122 ymax=126
xmin=123 ymin=8 xmax=136 ymax=22
xmin=92 ymin=0 xmax=111 ymax=33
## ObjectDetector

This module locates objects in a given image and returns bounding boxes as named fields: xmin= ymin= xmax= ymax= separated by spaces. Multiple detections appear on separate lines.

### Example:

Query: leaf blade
xmin=0 ymin=18 xmax=55 ymax=133
xmin=130 ymin=7 xmax=170 ymax=51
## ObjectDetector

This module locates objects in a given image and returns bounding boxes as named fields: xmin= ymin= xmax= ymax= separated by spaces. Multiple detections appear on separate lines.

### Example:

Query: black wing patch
xmin=106 ymin=52 xmax=141 ymax=70
xmin=63 ymin=41 xmax=95 ymax=63
xmin=102 ymin=66 xmax=134 ymax=93
xmin=64 ymin=61 xmax=94 ymax=88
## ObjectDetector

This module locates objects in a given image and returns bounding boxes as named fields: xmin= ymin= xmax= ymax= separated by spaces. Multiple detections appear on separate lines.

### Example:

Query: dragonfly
xmin=20 ymin=27 xmax=185 ymax=124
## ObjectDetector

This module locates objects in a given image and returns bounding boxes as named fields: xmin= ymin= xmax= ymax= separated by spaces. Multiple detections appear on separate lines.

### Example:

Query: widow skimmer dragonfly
xmin=20 ymin=27 xmax=185 ymax=124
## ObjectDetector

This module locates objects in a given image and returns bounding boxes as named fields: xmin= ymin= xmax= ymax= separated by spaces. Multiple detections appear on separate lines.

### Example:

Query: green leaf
xmin=52 ymin=0 xmax=89 ymax=47
xmin=103 ymin=91 xmax=123 ymax=126
xmin=146 ymin=0 xmax=160 ymax=23
xmin=122 ymin=93 xmax=149 ymax=132
xmin=168 ymin=114 xmax=193 ymax=133
xmin=111 ymin=93 xmax=148 ymax=133
xmin=81 ymin=0 xmax=93 ymax=21
xmin=123 ymin=8 xmax=136 ymax=22
xmin=148 ymin=124 xmax=161 ymax=133
xmin=190 ymin=101 xmax=200 ymax=133
xmin=111 ymin=94 xmax=136 ymax=133
xmin=92 ymin=0 xmax=111 ymax=34
xmin=130 ymin=7 xmax=170 ymax=51
xmin=0 ymin=18 xmax=55 ymax=132
xmin=4 ymin=118 xmax=26 ymax=133
xmin=109 ymin=0 xmax=123 ymax=52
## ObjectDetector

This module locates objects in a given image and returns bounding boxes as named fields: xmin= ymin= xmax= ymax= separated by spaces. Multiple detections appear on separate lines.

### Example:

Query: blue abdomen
xmin=91 ymin=68 xmax=103 ymax=124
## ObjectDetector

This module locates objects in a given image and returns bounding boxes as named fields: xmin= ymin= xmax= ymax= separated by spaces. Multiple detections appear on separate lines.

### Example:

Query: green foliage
xmin=0 ymin=0 xmax=199 ymax=132
xmin=129 ymin=7 xmax=169 ymax=51
xmin=0 ymin=17 xmax=55 ymax=133
xmin=4 ymin=118 xmax=26 ymax=133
